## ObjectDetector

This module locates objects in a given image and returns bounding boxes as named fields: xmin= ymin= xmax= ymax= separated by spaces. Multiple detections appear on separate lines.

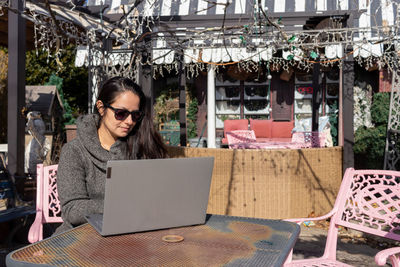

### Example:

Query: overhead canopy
xmin=7 ymin=0 xmax=396 ymax=70
xmin=86 ymin=0 xmax=397 ymax=32
xmin=76 ymin=0 xmax=400 ymax=66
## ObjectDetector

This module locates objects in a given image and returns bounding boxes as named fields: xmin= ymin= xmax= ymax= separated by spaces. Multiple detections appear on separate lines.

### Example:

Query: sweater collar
xmin=75 ymin=114 xmax=128 ymax=171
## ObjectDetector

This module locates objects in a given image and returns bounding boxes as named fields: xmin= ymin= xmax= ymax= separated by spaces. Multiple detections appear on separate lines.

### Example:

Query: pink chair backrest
xmin=249 ymin=119 xmax=272 ymax=138
xmin=226 ymin=130 xmax=257 ymax=147
xmin=42 ymin=164 xmax=62 ymax=223
xmin=222 ymin=119 xmax=249 ymax=144
xmin=292 ymin=131 xmax=326 ymax=147
xmin=224 ymin=119 xmax=248 ymax=135
xmin=29 ymin=164 xmax=62 ymax=243
xmin=270 ymin=121 xmax=294 ymax=138
xmin=333 ymin=168 xmax=400 ymax=241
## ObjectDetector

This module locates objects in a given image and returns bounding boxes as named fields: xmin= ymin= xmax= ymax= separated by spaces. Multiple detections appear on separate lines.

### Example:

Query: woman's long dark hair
xmin=95 ymin=76 xmax=168 ymax=159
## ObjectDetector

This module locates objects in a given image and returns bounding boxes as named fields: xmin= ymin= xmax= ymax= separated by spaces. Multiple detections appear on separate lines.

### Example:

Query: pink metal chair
xmin=376 ymin=247 xmax=400 ymax=267
xmin=284 ymin=168 xmax=400 ymax=266
xmin=291 ymin=131 xmax=326 ymax=148
xmin=28 ymin=164 xmax=62 ymax=243
xmin=226 ymin=130 xmax=256 ymax=149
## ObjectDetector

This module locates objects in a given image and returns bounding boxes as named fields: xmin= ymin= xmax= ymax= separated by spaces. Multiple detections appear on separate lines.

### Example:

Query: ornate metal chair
xmin=284 ymin=168 xmax=400 ymax=266
xmin=226 ymin=130 xmax=256 ymax=149
xmin=28 ymin=164 xmax=62 ymax=243
xmin=291 ymin=131 xmax=326 ymax=148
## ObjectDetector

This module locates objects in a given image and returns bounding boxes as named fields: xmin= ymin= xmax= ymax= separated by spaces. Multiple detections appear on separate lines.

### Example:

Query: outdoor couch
xmin=249 ymin=119 xmax=294 ymax=142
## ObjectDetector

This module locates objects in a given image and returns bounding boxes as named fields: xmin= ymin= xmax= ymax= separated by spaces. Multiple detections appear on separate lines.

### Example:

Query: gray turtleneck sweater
xmin=55 ymin=114 xmax=129 ymax=233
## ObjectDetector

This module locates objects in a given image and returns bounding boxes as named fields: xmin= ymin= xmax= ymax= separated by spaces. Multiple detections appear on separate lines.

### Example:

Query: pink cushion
xmin=256 ymin=137 xmax=292 ymax=143
xmin=249 ymin=119 xmax=272 ymax=138
xmin=270 ymin=121 xmax=294 ymax=138
xmin=223 ymin=119 xmax=249 ymax=144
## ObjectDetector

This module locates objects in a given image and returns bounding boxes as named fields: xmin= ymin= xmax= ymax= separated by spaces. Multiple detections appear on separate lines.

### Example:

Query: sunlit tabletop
xmin=7 ymin=214 xmax=300 ymax=267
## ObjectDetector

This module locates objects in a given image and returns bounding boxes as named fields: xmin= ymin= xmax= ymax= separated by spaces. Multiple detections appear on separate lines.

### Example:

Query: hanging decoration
xmin=1 ymin=0 xmax=400 ymax=79
xmin=0 ymin=0 xmax=7 ymax=16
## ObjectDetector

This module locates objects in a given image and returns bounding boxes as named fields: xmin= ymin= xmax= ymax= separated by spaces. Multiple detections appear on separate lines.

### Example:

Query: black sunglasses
xmin=104 ymin=104 xmax=144 ymax=122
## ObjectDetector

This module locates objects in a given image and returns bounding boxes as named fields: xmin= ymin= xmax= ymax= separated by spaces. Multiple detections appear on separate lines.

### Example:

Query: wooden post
xmin=311 ymin=63 xmax=321 ymax=132
xmin=138 ymin=64 xmax=153 ymax=114
xmin=137 ymin=22 xmax=154 ymax=115
xmin=342 ymin=14 xmax=355 ymax=171
xmin=8 ymin=0 xmax=26 ymax=177
xmin=179 ymin=57 xmax=187 ymax=146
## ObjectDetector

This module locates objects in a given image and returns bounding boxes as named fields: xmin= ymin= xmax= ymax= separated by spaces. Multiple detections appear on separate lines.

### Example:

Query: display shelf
xmin=215 ymin=81 xmax=269 ymax=117
xmin=216 ymin=96 xmax=241 ymax=101
xmin=215 ymin=80 xmax=240 ymax=87
xmin=244 ymin=104 xmax=270 ymax=114
xmin=244 ymin=85 xmax=268 ymax=98
xmin=216 ymin=111 xmax=241 ymax=115
xmin=216 ymin=86 xmax=240 ymax=99
xmin=216 ymin=100 xmax=240 ymax=114
xmin=243 ymin=99 xmax=269 ymax=114
xmin=295 ymin=74 xmax=313 ymax=84
xmin=326 ymin=77 xmax=339 ymax=83
xmin=326 ymin=82 xmax=339 ymax=99
xmin=244 ymin=110 xmax=270 ymax=115
xmin=216 ymin=117 xmax=224 ymax=128
xmin=243 ymin=81 xmax=270 ymax=86
xmin=295 ymin=90 xmax=312 ymax=99
xmin=244 ymin=96 xmax=268 ymax=101
xmin=294 ymin=99 xmax=322 ymax=114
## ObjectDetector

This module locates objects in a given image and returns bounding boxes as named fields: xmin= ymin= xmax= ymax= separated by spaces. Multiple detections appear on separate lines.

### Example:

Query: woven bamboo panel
xmin=167 ymin=147 xmax=342 ymax=219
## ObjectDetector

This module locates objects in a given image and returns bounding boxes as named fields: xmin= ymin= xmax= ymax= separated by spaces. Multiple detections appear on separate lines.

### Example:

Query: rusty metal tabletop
xmin=7 ymin=214 xmax=300 ymax=267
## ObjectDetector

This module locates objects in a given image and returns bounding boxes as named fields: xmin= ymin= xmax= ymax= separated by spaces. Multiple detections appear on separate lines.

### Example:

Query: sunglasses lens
xmin=108 ymin=104 xmax=143 ymax=121
xmin=132 ymin=111 xmax=143 ymax=121
xmin=114 ymin=110 xmax=129 ymax=120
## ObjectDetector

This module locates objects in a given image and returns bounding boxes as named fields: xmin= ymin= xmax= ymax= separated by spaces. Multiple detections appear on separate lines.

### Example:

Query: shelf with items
xmin=294 ymin=83 xmax=314 ymax=99
xmin=244 ymin=85 xmax=268 ymax=98
xmin=295 ymin=72 xmax=313 ymax=100
xmin=215 ymin=79 xmax=240 ymax=87
xmin=244 ymin=99 xmax=269 ymax=115
xmin=216 ymin=86 xmax=241 ymax=101
xmin=243 ymin=84 xmax=269 ymax=114
xmin=295 ymin=73 xmax=313 ymax=84
xmin=215 ymin=78 xmax=269 ymax=128
xmin=326 ymin=82 xmax=339 ymax=99
xmin=216 ymin=100 xmax=240 ymax=114
xmin=294 ymin=98 xmax=323 ymax=114
xmin=244 ymin=96 xmax=268 ymax=101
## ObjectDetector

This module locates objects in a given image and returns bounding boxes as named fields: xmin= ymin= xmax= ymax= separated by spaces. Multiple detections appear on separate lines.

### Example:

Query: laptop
xmin=86 ymin=157 xmax=214 ymax=236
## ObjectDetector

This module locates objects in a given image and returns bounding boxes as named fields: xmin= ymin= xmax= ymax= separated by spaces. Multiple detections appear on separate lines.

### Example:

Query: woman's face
xmin=98 ymin=91 xmax=141 ymax=140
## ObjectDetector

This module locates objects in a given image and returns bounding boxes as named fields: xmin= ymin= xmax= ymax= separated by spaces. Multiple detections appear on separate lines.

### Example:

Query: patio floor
xmin=292 ymin=224 xmax=395 ymax=266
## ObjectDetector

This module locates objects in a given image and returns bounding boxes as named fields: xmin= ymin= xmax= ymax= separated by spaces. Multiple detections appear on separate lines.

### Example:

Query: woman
xmin=55 ymin=77 xmax=167 ymax=233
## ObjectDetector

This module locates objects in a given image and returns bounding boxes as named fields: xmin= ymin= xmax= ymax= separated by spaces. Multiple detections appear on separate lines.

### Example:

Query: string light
xmin=2 ymin=0 xmax=400 ymax=78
